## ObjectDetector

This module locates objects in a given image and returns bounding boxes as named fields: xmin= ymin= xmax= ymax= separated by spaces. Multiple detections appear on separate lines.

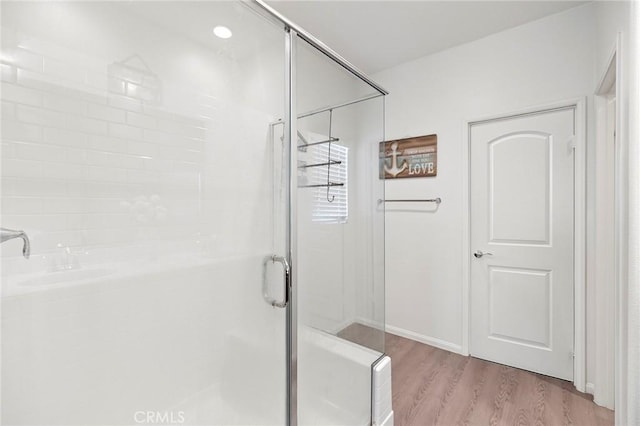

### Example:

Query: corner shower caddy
xmin=297 ymin=109 xmax=343 ymax=202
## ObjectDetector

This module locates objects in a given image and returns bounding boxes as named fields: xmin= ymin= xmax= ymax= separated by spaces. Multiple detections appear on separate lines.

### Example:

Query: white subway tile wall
xmin=0 ymin=22 xmax=276 ymax=275
xmin=1 ymin=2 xmax=286 ymax=424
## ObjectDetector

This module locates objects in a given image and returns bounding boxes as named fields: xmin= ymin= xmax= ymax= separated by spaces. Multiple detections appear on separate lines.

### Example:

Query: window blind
xmin=312 ymin=143 xmax=348 ymax=224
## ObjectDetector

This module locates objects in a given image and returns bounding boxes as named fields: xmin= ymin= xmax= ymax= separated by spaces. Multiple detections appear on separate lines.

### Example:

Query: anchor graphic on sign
xmin=384 ymin=142 xmax=408 ymax=177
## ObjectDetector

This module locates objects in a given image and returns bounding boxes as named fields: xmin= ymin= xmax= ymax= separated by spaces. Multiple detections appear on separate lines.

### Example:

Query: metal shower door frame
xmin=284 ymin=27 xmax=298 ymax=426
xmin=248 ymin=2 xmax=388 ymax=425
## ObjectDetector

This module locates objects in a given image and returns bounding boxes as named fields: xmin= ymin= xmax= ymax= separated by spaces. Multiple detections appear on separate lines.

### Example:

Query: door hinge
xmin=570 ymin=351 xmax=575 ymax=359
xmin=568 ymin=136 xmax=577 ymax=151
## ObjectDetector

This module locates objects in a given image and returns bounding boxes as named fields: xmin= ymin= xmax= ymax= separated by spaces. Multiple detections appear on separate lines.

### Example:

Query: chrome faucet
xmin=0 ymin=227 xmax=31 ymax=259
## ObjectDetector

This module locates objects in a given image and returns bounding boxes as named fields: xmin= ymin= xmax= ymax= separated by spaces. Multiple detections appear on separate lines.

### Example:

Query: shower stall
xmin=0 ymin=1 xmax=389 ymax=425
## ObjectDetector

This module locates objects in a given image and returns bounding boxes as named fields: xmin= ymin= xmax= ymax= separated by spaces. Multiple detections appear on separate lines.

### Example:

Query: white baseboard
xmin=355 ymin=316 xmax=385 ymax=330
xmin=586 ymin=382 xmax=595 ymax=396
xmin=385 ymin=325 xmax=464 ymax=355
xmin=330 ymin=318 xmax=357 ymax=335
xmin=331 ymin=317 xmax=385 ymax=335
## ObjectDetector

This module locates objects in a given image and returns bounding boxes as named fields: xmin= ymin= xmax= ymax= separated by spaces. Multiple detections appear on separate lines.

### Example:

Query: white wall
xmin=374 ymin=3 xmax=596 ymax=354
xmin=376 ymin=1 xmax=639 ymax=416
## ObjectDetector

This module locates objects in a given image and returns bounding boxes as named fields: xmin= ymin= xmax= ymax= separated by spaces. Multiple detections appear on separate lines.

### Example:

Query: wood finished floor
xmin=338 ymin=324 xmax=614 ymax=426
xmin=387 ymin=332 xmax=613 ymax=426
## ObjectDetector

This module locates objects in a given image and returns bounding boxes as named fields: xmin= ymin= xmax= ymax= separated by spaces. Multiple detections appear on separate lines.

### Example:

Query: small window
xmin=312 ymin=143 xmax=348 ymax=224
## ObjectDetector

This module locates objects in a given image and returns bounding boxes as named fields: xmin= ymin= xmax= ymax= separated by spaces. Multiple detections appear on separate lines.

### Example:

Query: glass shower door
xmin=0 ymin=2 xmax=289 ymax=424
xmin=294 ymin=36 xmax=386 ymax=426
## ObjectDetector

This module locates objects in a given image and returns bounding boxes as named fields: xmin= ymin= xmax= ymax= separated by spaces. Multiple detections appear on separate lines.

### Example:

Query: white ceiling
xmin=265 ymin=1 xmax=588 ymax=74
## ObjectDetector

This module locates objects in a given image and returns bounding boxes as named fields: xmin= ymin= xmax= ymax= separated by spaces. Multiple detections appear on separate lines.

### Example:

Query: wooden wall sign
xmin=379 ymin=134 xmax=437 ymax=179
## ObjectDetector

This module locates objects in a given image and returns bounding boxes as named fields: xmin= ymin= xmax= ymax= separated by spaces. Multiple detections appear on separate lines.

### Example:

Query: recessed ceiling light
xmin=213 ymin=26 xmax=232 ymax=39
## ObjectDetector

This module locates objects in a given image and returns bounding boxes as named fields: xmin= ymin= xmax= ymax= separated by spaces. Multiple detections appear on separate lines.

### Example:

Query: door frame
xmin=593 ymin=35 xmax=621 ymax=409
xmin=461 ymin=97 xmax=587 ymax=391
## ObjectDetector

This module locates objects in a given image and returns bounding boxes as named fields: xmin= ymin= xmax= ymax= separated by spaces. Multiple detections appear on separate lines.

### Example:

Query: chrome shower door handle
xmin=473 ymin=250 xmax=493 ymax=259
xmin=262 ymin=255 xmax=290 ymax=308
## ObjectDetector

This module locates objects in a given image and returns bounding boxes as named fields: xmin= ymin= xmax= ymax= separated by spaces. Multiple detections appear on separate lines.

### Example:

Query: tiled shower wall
xmin=0 ymin=7 xmax=276 ymax=275
xmin=1 ymin=3 xmax=286 ymax=423
xmin=1 ymin=34 xmax=205 ymax=254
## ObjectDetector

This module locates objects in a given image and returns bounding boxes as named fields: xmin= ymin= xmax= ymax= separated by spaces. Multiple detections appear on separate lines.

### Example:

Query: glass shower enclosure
xmin=0 ymin=1 xmax=387 ymax=424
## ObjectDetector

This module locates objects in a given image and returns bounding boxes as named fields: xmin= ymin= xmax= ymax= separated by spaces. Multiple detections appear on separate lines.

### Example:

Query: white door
xmin=470 ymin=108 xmax=575 ymax=380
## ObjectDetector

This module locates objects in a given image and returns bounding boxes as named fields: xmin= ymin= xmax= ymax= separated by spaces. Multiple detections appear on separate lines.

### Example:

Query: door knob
xmin=474 ymin=250 xmax=493 ymax=258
